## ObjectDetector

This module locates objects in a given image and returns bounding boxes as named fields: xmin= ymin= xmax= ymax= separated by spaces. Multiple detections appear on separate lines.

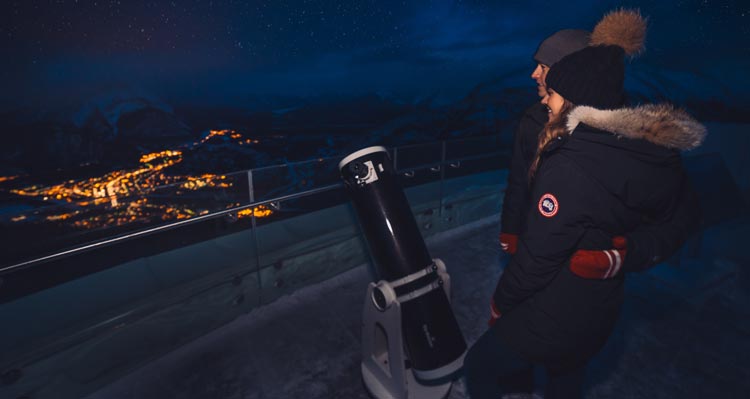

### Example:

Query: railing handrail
xmin=1 ymin=138 xmax=506 ymax=274
xmin=0 ymin=183 xmax=345 ymax=274
xmin=0 ymin=136 xmax=501 ymax=217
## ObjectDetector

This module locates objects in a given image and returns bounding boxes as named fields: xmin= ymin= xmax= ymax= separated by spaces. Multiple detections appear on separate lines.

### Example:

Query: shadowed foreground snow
xmin=85 ymin=212 xmax=750 ymax=399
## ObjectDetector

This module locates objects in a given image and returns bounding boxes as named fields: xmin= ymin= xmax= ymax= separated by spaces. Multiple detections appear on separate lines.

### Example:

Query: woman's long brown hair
xmin=528 ymin=99 xmax=575 ymax=180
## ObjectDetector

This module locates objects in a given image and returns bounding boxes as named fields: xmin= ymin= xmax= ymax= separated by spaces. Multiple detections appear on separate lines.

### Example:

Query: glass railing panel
xmin=0 ymin=210 xmax=261 ymax=381
xmin=445 ymin=135 xmax=502 ymax=160
xmin=395 ymin=165 xmax=445 ymax=190
xmin=0 ymin=269 xmax=258 ymax=399
xmin=248 ymin=163 xmax=294 ymax=203
xmin=290 ymin=156 xmax=345 ymax=190
xmin=443 ymin=156 xmax=505 ymax=184
xmin=441 ymin=137 xmax=507 ymax=214
xmin=435 ymin=137 xmax=507 ymax=229
xmin=244 ymin=157 xmax=347 ymax=230
xmin=391 ymin=143 xmax=443 ymax=231
xmin=401 ymin=180 xmax=444 ymax=239
xmin=253 ymin=188 xmax=369 ymax=305
xmin=249 ymin=156 xmax=342 ymax=203
xmin=393 ymin=142 xmax=442 ymax=170
xmin=0 ymin=170 xmax=251 ymax=268
xmin=443 ymin=136 xmax=508 ymax=180
xmin=441 ymin=167 xmax=505 ymax=231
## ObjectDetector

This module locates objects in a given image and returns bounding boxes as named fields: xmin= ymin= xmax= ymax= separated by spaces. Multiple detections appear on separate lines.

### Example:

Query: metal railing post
xmin=439 ymin=141 xmax=446 ymax=216
xmin=247 ymin=169 xmax=263 ymax=305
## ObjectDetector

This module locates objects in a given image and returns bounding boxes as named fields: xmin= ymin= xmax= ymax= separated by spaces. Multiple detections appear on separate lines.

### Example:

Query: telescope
xmin=339 ymin=146 xmax=466 ymax=398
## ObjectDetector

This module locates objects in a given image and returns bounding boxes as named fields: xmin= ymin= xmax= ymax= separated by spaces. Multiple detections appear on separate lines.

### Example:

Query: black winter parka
xmin=500 ymin=101 xmax=701 ymax=273
xmin=492 ymin=104 xmax=706 ymax=372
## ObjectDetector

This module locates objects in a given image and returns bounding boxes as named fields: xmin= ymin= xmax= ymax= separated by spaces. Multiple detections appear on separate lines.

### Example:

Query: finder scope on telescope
xmin=339 ymin=146 xmax=467 ymax=384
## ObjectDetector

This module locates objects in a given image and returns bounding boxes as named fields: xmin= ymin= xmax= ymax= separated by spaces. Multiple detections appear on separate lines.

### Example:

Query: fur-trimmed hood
xmin=566 ymin=104 xmax=706 ymax=151
xmin=552 ymin=103 xmax=702 ymax=213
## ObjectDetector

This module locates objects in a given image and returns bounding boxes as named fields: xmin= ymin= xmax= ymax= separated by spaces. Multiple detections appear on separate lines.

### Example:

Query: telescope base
xmin=362 ymin=362 xmax=451 ymax=399
xmin=360 ymin=259 xmax=456 ymax=399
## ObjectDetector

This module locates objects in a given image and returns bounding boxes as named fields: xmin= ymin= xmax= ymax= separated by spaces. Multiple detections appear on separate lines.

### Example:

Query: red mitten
xmin=570 ymin=236 xmax=628 ymax=279
xmin=499 ymin=232 xmax=518 ymax=254
xmin=488 ymin=299 xmax=502 ymax=327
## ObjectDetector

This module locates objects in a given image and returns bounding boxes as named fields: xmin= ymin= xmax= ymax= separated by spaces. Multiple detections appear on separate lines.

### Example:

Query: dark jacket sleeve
xmin=622 ymin=169 xmax=702 ymax=272
xmin=493 ymin=155 xmax=591 ymax=314
xmin=500 ymin=103 xmax=546 ymax=234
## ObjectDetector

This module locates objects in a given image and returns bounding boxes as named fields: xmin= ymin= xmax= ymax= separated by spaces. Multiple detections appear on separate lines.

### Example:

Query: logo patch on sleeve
xmin=538 ymin=193 xmax=559 ymax=217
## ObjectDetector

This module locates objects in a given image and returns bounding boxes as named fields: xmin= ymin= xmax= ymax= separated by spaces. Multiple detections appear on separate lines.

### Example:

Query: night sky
xmin=1 ymin=0 xmax=749 ymax=110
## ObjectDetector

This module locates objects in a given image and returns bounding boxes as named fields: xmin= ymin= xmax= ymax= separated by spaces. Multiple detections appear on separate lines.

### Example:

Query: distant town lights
xmin=2 ymin=128 xmax=272 ymax=230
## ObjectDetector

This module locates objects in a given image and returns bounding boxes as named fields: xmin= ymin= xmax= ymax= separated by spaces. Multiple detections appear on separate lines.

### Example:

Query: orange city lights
xmin=2 ymin=127 xmax=275 ymax=230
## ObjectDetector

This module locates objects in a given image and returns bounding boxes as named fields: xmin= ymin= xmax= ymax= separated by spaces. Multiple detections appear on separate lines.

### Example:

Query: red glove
xmin=570 ymin=236 xmax=628 ymax=279
xmin=499 ymin=232 xmax=518 ymax=254
xmin=488 ymin=299 xmax=502 ymax=327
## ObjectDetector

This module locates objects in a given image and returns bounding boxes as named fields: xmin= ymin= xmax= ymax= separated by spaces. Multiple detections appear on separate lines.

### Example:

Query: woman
xmin=464 ymin=10 xmax=706 ymax=399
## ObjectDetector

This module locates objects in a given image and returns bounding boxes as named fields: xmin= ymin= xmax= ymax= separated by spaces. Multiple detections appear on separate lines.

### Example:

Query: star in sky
xmin=1 ymin=0 xmax=747 ymax=108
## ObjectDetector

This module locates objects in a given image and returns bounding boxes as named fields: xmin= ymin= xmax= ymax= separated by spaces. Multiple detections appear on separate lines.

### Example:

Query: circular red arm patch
xmin=538 ymin=193 xmax=559 ymax=217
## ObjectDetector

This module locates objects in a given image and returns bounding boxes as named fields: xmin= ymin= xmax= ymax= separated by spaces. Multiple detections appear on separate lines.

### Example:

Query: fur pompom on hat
xmin=590 ymin=8 xmax=647 ymax=56
xmin=545 ymin=9 xmax=647 ymax=109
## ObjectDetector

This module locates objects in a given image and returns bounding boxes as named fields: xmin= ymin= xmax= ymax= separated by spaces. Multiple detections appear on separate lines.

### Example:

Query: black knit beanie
xmin=545 ymin=45 xmax=626 ymax=109
xmin=544 ymin=9 xmax=647 ymax=109
xmin=533 ymin=29 xmax=591 ymax=67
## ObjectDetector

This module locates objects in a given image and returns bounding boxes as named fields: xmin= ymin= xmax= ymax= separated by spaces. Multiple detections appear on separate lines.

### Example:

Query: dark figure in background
xmin=499 ymin=28 xmax=589 ymax=253
xmin=467 ymin=9 xmax=706 ymax=398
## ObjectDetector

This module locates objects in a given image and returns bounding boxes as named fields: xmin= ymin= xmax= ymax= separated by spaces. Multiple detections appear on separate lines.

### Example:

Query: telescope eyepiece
xmin=349 ymin=162 xmax=369 ymax=179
